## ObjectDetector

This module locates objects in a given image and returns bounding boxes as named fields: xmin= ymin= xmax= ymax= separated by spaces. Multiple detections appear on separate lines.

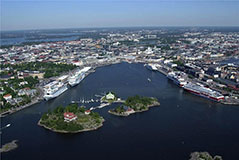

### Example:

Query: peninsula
xmin=38 ymin=104 xmax=104 ymax=133
xmin=108 ymin=95 xmax=160 ymax=116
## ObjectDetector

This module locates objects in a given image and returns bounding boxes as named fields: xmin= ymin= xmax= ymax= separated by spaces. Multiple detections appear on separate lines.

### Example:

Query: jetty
xmin=73 ymin=99 xmax=126 ymax=111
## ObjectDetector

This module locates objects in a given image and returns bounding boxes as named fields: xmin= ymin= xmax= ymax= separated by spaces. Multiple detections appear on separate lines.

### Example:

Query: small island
xmin=0 ymin=140 xmax=18 ymax=153
xmin=38 ymin=104 xmax=104 ymax=133
xmin=189 ymin=152 xmax=223 ymax=160
xmin=108 ymin=95 xmax=160 ymax=116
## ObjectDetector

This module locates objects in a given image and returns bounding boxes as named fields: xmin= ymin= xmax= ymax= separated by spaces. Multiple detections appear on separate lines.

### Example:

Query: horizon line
xmin=1 ymin=25 xmax=239 ymax=32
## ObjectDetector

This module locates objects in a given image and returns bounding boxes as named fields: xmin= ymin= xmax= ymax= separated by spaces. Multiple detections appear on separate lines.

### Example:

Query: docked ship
xmin=183 ymin=82 xmax=224 ymax=102
xmin=68 ymin=67 xmax=91 ymax=87
xmin=167 ymin=71 xmax=187 ymax=87
xmin=145 ymin=63 xmax=158 ymax=71
xmin=43 ymin=75 xmax=68 ymax=101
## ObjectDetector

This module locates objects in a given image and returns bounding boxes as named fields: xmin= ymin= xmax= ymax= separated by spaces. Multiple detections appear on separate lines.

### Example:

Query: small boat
xmin=1 ymin=123 xmax=11 ymax=130
xmin=147 ymin=78 xmax=151 ymax=82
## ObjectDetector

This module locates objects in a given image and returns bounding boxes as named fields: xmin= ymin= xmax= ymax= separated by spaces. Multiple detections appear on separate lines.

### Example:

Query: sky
xmin=1 ymin=0 xmax=239 ymax=31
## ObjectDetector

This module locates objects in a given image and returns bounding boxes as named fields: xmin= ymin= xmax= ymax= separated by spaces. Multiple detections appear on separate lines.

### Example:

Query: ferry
xmin=167 ymin=71 xmax=187 ymax=87
xmin=68 ymin=67 xmax=91 ymax=87
xmin=43 ymin=75 xmax=68 ymax=101
xmin=183 ymin=82 xmax=224 ymax=102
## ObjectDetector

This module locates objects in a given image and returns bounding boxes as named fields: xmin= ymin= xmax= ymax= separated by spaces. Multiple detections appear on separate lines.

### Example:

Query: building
xmin=106 ymin=92 xmax=115 ymax=100
xmin=18 ymin=87 xmax=30 ymax=96
xmin=125 ymin=108 xmax=135 ymax=115
xmin=18 ymin=88 xmax=37 ymax=97
xmin=63 ymin=112 xmax=77 ymax=122
xmin=84 ymin=110 xmax=91 ymax=115
xmin=3 ymin=94 xmax=12 ymax=101
xmin=122 ymin=106 xmax=135 ymax=115
xmin=19 ymin=81 xmax=28 ymax=86
xmin=29 ymin=72 xmax=44 ymax=79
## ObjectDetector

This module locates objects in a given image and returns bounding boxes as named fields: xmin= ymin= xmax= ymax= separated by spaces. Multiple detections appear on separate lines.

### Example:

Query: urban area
xmin=1 ymin=28 xmax=239 ymax=116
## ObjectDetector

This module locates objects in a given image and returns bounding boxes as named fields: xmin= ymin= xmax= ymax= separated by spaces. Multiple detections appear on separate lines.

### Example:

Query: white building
xmin=106 ymin=92 xmax=115 ymax=100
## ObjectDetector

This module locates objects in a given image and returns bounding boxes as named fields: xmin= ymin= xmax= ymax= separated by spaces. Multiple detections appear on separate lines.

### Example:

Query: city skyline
xmin=1 ymin=0 xmax=239 ymax=31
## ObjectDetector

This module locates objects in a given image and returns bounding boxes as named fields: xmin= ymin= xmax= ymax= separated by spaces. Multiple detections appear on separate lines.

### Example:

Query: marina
xmin=71 ymin=98 xmax=125 ymax=111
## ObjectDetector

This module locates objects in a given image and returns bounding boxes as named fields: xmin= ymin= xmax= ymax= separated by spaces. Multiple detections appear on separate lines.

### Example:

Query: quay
xmin=1 ymin=60 xmax=239 ymax=118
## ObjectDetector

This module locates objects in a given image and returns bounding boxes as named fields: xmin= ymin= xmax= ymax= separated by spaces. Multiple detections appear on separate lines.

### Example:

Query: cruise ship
xmin=167 ymin=71 xmax=187 ymax=87
xmin=68 ymin=67 xmax=91 ymax=87
xmin=43 ymin=75 xmax=68 ymax=101
xmin=183 ymin=82 xmax=224 ymax=102
xmin=145 ymin=63 xmax=158 ymax=71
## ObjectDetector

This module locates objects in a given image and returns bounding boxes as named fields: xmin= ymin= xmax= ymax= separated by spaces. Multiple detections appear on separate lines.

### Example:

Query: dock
xmin=71 ymin=99 xmax=125 ymax=111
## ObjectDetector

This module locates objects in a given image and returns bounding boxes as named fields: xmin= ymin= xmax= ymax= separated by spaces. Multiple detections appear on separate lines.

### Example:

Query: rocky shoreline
xmin=38 ymin=119 xmax=105 ymax=134
xmin=0 ymin=140 xmax=18 ymax=153
xmin=109 ymin=101 xmax=160 ymax=117
xmin=189 ymin=152 xmax=223 ymax=160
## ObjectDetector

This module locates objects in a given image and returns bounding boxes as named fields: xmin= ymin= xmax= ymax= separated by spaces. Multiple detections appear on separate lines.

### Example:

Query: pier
xmin=90 ymin=100 xmax=125 ymax=110
xmin=71 ymin=99 xmax=125 ymax=111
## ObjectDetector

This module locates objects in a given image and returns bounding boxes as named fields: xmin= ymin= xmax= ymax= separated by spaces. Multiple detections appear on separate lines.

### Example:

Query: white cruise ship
xmin=68 ymin=67 xmax=91 ymax=87
xmin=183 ymin=82 xmax=224 ymax=102
xmin=43 ymin=81 xmax=68 ymax=100
xmin=43 ymin=75 xmax=68 ymax=101
xmin=167 ymin=71 xmax=187 ymax=87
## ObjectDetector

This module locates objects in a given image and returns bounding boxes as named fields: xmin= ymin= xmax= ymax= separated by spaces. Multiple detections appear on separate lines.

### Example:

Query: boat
xmin=183 ymin=82 xmax=224 ymax=102
xmin=145 ymin=63 xmax=158 ymax=71
xmin=43 ymin=80 xmax=68 ymax=101
xmin=68 ymin=67 xmax=91 ymax=87
xmin=167 ymin=71 xmax=187 ymax=87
